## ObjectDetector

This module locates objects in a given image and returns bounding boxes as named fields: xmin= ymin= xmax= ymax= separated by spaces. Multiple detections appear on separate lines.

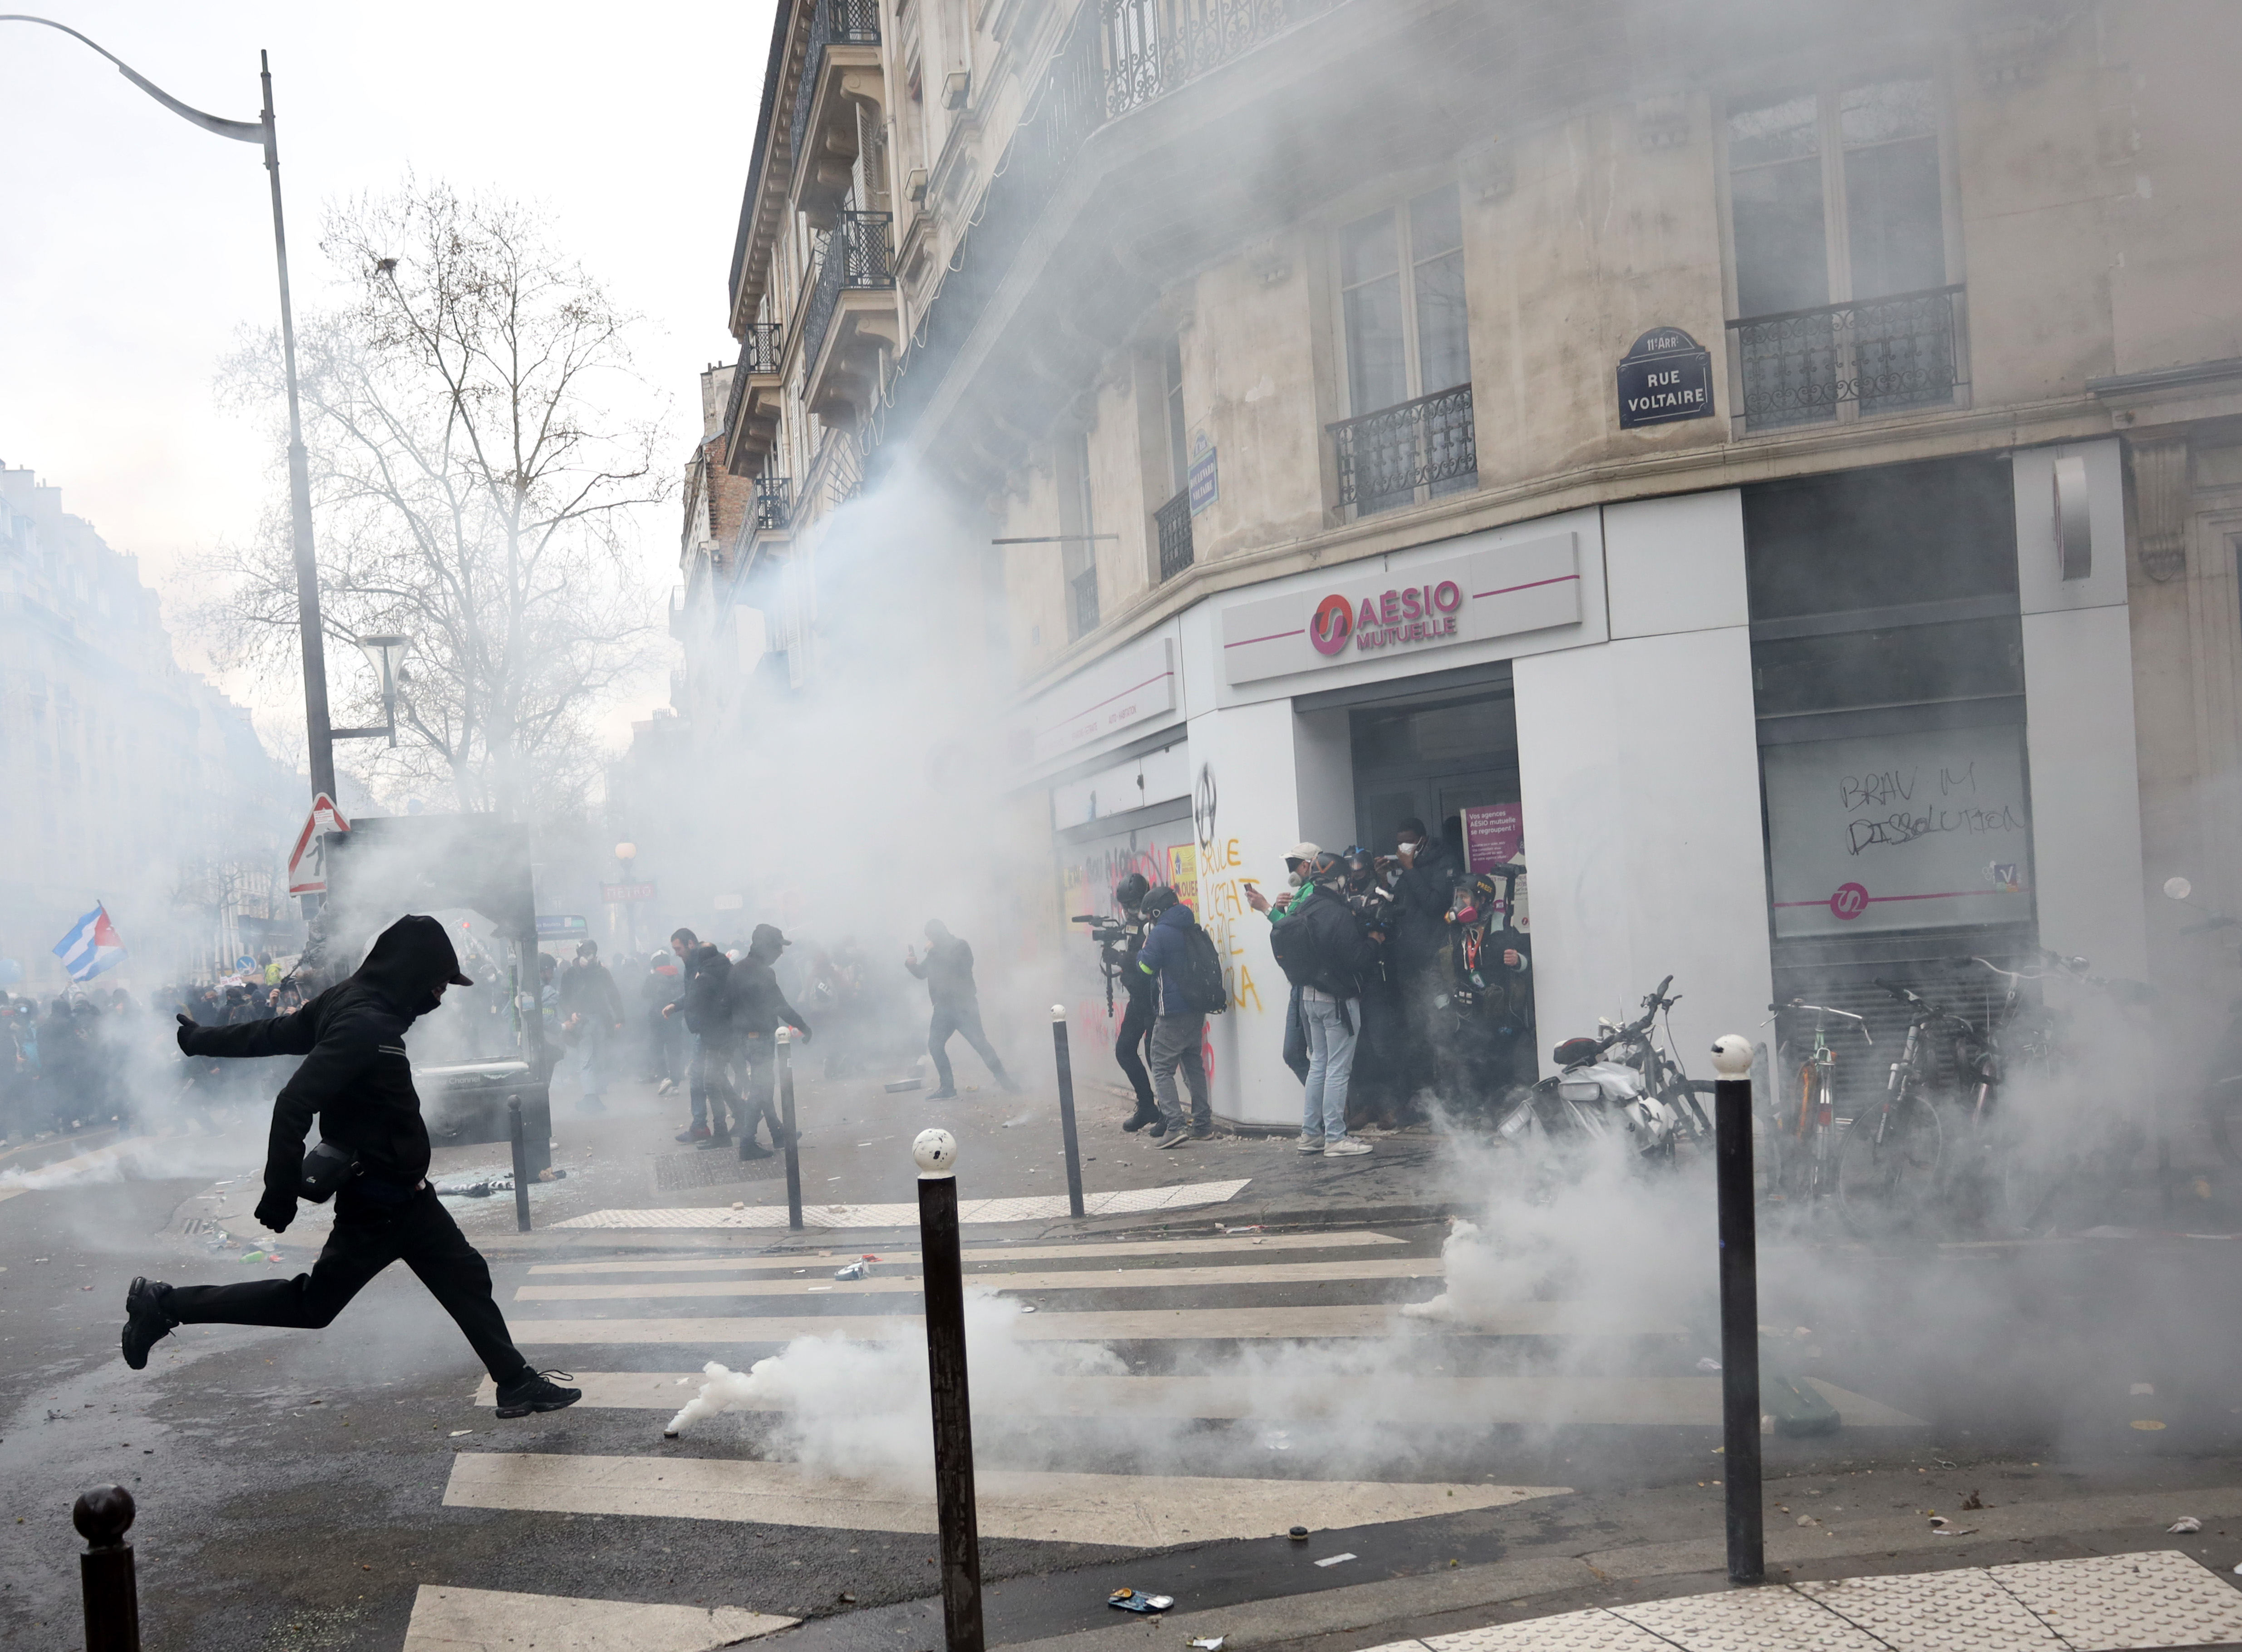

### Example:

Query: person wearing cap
xmin=1245 ymin=842 xmax=1325 ymax=1087
xmin=557 ymin=938 xmax=626 ymax=1116
xmin=729 ymin=922 xmax=812 ymax=1159
xmin=117 ymin=914 xmax=579 ymax=1418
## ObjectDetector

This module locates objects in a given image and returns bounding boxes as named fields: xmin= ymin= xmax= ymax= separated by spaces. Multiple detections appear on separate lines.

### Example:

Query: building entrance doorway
xmin=1345 ymin=681 xmax=1534 ymax=1115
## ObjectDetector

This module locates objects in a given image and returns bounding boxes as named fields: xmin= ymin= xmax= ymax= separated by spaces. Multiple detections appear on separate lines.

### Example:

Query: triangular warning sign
xmin=286 ymin=793 xmax=353 ymax=896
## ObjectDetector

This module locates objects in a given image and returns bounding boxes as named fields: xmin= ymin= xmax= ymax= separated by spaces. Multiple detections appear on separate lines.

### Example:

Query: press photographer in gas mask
xmin=1103 ymin=873 xmax=1162 ymax=1133
xmin=116 ymin=914 xmax=579 ymax=1419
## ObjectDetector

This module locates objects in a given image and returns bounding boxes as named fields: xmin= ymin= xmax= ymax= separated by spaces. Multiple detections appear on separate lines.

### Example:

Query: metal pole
xmin=258 ymin=52 xmax=335 ymax=806
xmin=508 ymin=1097 xmax=532 ymax=1234
xmin=1050 ymin=1005 xmax=1085 ymax=1219
xmin=777 ymin=1027 xmax=803 ymax=1232
xmin=1710 ymin=1035 xmax=1764 ymax=1586
xmin=74 ymin=1484 xmax=139 ymax=1652
xmin=913 ymin=1129 xmax=984 ymax=1652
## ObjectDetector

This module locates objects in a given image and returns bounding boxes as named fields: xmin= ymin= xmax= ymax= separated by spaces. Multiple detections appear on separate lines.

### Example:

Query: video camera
xmin=1071 ymin=913 xmax=1136 ymax=1014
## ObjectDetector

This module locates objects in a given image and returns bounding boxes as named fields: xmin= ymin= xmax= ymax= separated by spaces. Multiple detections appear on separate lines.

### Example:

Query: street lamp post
xmin=1 ymin=18 xmax=338 ymax=801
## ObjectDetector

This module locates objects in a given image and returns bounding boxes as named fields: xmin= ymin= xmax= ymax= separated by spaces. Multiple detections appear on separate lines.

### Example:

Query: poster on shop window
xmin=1761 ymin=723 xmax=2035 ymax=937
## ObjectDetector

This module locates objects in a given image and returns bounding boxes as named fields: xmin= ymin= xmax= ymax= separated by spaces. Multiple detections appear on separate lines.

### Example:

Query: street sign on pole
xmin=286 ymin=793 xmax=351 ymax=896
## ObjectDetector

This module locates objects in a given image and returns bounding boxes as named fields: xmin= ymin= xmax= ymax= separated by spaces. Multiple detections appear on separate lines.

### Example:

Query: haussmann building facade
xmin=679 ymin=0 xmax=2242 ymax=1129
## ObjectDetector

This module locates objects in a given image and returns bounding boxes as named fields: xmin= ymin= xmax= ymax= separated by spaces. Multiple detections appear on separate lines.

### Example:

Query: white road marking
xmin=549 ymin=1179 xmax=1251 ymax=1229
xmin=441 ymin=1453 xmax=1567 ymax=1545
xmin=506 ymin=1302 xmax=1685 ymax=1344
xmin=400 ymin=1583 xmax=794 ymax=1651
xmin=465 ymin=1371 xmax=1923 ymax=1428
xmin=514 ymin=1257 xmax=1442 ymax=1302
xmin=525 ymin=1231 xmax=1403 ymax=1276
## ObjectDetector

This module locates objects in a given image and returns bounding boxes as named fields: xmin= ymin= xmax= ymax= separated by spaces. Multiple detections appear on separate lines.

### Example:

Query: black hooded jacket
xmin=678 ymin=944 xmax=735 ymax=1038
xmin=177 ymin=914 xmax=468 ymax=1209
xmin=730 ymin=923 xmax=810 ymax=1037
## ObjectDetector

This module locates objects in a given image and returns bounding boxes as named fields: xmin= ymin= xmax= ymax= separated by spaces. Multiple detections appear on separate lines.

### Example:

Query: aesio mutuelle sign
xmin=1222 ymin=531 xmax=1580 ymax=685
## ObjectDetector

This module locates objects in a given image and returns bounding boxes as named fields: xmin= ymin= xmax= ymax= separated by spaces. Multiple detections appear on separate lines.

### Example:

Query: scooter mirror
xmin=2165 ymin=876 xmax=2194 ymax=901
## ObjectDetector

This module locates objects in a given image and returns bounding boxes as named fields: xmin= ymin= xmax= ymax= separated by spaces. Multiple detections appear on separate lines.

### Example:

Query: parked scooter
xmin=1493 ymin=975 xmax=1712 ymax=1165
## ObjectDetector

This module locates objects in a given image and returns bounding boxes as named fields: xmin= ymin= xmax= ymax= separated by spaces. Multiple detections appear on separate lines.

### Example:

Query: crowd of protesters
xmin=1099 ymin=815 xmax=1532 ymax=1156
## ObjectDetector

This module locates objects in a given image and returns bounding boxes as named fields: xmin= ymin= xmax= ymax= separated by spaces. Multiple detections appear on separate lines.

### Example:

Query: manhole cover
xmin=653 ymin=1149 xmax=788 ymax=1192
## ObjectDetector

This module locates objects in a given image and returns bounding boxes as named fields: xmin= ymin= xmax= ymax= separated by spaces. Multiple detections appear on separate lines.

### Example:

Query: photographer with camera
xmin=1078 ymin=872 xmax=1162 ymax=1134
xmin=1269 ymin=852 xmax=1380 ymax=1156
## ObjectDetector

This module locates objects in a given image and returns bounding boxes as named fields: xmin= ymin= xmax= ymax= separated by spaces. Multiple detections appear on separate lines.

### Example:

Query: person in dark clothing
xmin=729 ymin=923 xmax=812 ymax=1159
xmin=905 ymin=919 xmax=1018 ymax=1100
xmin=118 ymin=914 xmax=577 ymax=1418
xmin=1389 ymin=816 xmax=1462 ymax=1110
xmin=665 ymin=939 xmax=738 ymax=1146
xmin=556 ymin=939 xmax=625 ymax=1116
xmin=1270 ymin=854 xmax=1380 ymax=1156
xmin=1103 ymin=873 xmax=1162 ymax=1133
xmin=1134 ymin=886 xmax=1212 ymax=1145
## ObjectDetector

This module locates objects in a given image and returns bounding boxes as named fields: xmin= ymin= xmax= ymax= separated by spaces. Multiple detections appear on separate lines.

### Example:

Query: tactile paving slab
xmin=1991 ymin=1549 xmax=2242 ymax=1650
xmin=1799 ymin=1567 xmax=2064 ymax=1651
xmin=1610 ymin=1585 xmax=1889 ymax=1651
xmin=1425 ymin=1610 xmax=1679 ymax=1651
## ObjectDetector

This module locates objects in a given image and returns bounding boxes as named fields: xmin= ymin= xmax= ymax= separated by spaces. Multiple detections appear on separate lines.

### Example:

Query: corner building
xmin=691 ymin=0 xmax=2242 ymax=1127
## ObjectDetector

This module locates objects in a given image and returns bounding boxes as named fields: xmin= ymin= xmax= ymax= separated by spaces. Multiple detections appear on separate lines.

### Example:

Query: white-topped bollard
xmin=913 ymin=1128 xmax=981 ymax=1652
xmin=1710 ymin=1032 xmax=1762 ymax=1584
xmin=1050 ymin=1004 xmax=1086 ymax=1219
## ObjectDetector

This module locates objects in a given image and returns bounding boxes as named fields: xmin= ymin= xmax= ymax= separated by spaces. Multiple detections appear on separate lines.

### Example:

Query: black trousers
xmin=165 ymin=1185 xmax=531 ymax=1385
xmin=736 ymin=1033 xmax=785 ymax=1146
xmin=928 ymin=1001 xmax=1005 ymax=1092
xmin=1115 ymin=990 xmax=1158 ymax=1106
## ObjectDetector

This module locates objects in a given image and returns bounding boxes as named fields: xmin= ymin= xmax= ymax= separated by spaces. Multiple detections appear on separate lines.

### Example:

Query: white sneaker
xmin=1323 ymin=1137 xmax=1372 ymax=1157
xmin=1295 ymin=1135 xmax=1325 ymax=1153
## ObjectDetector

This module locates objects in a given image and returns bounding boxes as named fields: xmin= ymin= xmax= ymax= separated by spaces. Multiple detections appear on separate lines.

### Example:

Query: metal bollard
xmin=1050 ymin=1005 xmax=1086 ymax=1219
xmin=1710 ymin=1035 xmax=1764 ymax=1586
xmin=508 ymin=1098 xmax=532 ymax=1234
xmin=913 ymin=1128 xmax=984 ymax=1652
xmin=777 ymin=1027 xmax=803 ymax=1232
xmin=74 ymin=1484 xmax=140 ymax=1652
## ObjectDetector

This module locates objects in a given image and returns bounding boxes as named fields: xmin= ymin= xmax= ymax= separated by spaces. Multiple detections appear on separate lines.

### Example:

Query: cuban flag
xmin=53 ymin=904 xmax=128 ymax=983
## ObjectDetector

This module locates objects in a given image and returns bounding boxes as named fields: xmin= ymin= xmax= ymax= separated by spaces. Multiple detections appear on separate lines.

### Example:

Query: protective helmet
xmin=1141 ymin=884 xmax=1180 ymax=915
xmin=1114 ymin=872 xmax=1151 ymax=910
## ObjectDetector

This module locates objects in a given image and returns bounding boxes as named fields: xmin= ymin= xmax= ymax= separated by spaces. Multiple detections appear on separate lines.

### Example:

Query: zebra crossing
xmin=419 ymin=1222 xmax=1922 ymax=1651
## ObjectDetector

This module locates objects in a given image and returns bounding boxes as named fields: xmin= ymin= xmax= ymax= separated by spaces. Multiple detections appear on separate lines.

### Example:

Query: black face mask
xmin=409 ymin=989 xmax=443 ymax=1018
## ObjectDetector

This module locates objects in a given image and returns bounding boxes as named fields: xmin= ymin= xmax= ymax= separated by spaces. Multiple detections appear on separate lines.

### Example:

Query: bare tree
xmin=203 ymin=178 xmax=666 ymax=817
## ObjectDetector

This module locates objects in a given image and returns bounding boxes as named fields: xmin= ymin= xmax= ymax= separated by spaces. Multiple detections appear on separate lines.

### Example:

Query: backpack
xmin=1178 ymin=922 xmax=1229 ymax=1016
xmin=1271 ymin=889 xmax=1376 ymax=998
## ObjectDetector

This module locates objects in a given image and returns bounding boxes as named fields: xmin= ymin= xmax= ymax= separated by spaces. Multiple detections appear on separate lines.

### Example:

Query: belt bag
xmin=299 ymin=1141 xmax=358 ymax=1203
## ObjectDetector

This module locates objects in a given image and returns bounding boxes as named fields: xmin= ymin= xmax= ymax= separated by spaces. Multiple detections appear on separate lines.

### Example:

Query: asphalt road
xmin=8 ymin=1137 xmax=2242 ymax=1651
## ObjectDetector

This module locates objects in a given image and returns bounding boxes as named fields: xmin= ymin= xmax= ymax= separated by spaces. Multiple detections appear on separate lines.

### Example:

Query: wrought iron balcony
xmin=1101 ymin=0 xmax=1343 ymax=119
xmin=1329 ymin=384 xmax=1477 ymax=512
xmin=754 ymin=475 xmax=791 ymax=533
xmin=1155 ymin=487 xmax=1194 ymax=581
xmin=789 ymin=0 xmax=880 ymax=175
xmin=744 ymin=321 xmax=782 ymax=376
xmin=802 ymin=210 xmax=895 ymax=376
xmin=1728 ymin=284 xmax=1966 ymax=431
xmin=1071 ymin=564 xmax=1100 ymax=639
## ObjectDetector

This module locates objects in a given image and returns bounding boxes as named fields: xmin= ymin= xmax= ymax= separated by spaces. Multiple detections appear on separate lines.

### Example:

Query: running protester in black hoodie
xmin=729 ymin=923 xmax=812 ymax=1160
xmin=117 ymin=915 xmax=578 ymax=1418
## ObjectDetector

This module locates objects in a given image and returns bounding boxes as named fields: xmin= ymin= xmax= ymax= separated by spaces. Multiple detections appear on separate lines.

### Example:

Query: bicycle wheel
xmin=1834 ymin=1093 xmax=1945 ymax=1238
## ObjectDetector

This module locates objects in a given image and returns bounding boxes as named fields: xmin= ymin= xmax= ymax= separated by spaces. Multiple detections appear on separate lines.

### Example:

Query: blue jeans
xmin=1301 ymin=989 xmax=1359 ymax=1143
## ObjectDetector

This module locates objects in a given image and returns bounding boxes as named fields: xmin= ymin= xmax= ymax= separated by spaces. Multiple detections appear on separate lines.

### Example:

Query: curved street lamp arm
xmin=0 ymin=14 xmax=263 ymax=143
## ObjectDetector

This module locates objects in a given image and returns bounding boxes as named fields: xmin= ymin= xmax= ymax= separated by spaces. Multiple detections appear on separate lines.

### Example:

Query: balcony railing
xmin=1155 ymin=487 xmax=1194 ymax=581
xmin=1071 ymin=564 xmax=1100 ymax=639
xmin=744 ymin=321 xmax=782 ymax=376
xmin=803 ymin=210 xmax=896 ymax=375
xmin=755 ymin=475 xmax=791 ymax=533
xmin=1728 ymin=284 xmax=1966 ymax=431
xmin=1101 ymin=0 xmax=1342 ymax=118
xmin=789 ymin=0 xmax=881 ymax=175
xmin=1329 ymin=384 xmax=1477 ymax=512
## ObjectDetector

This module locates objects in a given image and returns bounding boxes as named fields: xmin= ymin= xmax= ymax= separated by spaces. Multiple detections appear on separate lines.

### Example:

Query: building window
xmin=1155 ymin=332 xmax=1193 ymax=580
xmin=1061 ymin=429 xmax=1099 ymax=640
xmin=1725 ymin=76 xmax=1963 ymax=430
xmin=1163 ymin=334 xmax=1189 ymax=498
xmin=1332 ymin=185 xmax=1476 ymax=513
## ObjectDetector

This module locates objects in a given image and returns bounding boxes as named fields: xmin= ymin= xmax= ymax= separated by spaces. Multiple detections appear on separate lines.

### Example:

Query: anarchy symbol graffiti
xmin=1193 ymin=762 xmax=1218 ymax=853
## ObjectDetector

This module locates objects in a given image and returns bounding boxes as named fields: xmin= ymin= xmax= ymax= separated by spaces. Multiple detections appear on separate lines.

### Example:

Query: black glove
xmin=175 ymin=1012 xmax=198 ymax=1054
xmin=254 ymin=1191 xmax=296 ymax=1234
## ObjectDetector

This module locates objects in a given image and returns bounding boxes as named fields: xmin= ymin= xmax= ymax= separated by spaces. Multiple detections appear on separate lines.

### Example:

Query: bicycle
xmin=1769 ymin=998 xmax=1871 ymax=1215
xmin=1832 ymin=979 xmax=1955 ymax=1237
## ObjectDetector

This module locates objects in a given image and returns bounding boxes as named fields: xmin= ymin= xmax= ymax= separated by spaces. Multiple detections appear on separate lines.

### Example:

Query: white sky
xmin=0 ymin=0 xmax=778 ymax=759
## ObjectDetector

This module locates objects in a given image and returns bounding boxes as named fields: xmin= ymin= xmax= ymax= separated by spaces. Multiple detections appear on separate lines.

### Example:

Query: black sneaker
xmin=738 ymin=1141 xmax=774 ymax=1160
xmin=1121 ymin=1101 xmax=1160 ymax=1133
xmin=121 ymin=1278 xmax=177 ymax=1372
xmin=927 ymin=1087 xmax=959 ymax=1101
xmin=495 ymin=1369 xmax=582 ymax=1418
